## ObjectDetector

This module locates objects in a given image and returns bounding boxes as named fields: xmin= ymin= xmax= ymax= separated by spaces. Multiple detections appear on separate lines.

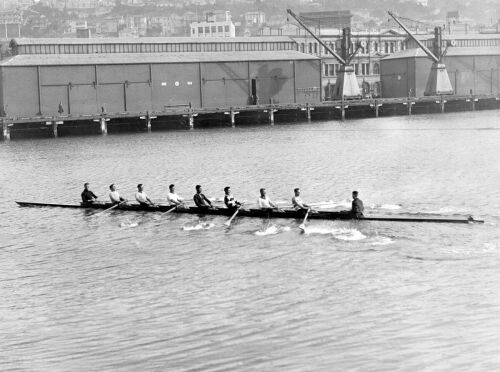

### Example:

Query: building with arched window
xmin=291 ymin=29 xmax=407 ymax=99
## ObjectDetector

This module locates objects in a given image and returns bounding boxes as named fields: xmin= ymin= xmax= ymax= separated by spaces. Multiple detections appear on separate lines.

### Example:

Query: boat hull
xmin=15 ymin=201 xmax=484 ymax=224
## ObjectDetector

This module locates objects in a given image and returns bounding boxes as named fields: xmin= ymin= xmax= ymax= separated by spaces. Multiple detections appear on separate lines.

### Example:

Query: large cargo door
xmin=202 ymin=80 xmax=225 ymax=107
xmin=69 ymin=85 xmax=97 ymax=115
xmin=203 ymin=79 xmax=249 ymax=107
xmin=40 ymin=85 xmax=68 ymax=116
xmin=99 ymin=84 xmax=125 ymax=114
xmin=126 ymin=83 xmax=152 ymax=112
xmin=151 ymin=63 xmax=201 ymax=110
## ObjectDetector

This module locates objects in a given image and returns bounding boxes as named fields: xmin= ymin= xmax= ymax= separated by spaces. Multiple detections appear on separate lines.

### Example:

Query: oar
xmin=159 ymin=205 xmax=178 ymax=217
xmin=93 ymin=201 xmax=125 ymax=216
xmin=299 ymin=209 xmax=310 ymax=230
xmin=224 ymin=207 xmax=241 ymax=227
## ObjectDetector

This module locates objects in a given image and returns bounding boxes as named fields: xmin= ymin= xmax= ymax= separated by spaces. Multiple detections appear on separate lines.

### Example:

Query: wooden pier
xmin=2 ymin=94 xmax=500 ymax=140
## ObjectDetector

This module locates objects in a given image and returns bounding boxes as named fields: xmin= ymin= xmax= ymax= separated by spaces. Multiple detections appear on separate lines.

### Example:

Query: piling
xmin=100 ymin=117 xmax=108 ymax=135
xmin=440 ymin=97 xmax=447 ymax=113
xmin=268 ymin=109 xmax=278 ymax=125
xmin=140 ymin=112 xmax=156 ymax=133
xmin=47 ymin=121 xmax=61 ymax=138
xmin=2 ymin=120 xmax=9 ymax=141
xmin=405 ymin=99 xmax=415 ymax=115
xmin=301 ymin=103 xmax=314 ymax=121
xmin=468 ymin=95 xmax=477 ymax=111
xmin=225 ymin=109 xmax=239 ymax=127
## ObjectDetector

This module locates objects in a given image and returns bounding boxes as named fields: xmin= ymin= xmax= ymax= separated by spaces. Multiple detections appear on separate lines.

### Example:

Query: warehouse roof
xmin=0 ymin=51 xmax=318 ymax=67
xmin=382 ymin=47 xmax=500 ymax=60
xmin=10 ymin=36 xmax=295 ymax=46
xmin=410 ymin=33 xmax=500 ymax=41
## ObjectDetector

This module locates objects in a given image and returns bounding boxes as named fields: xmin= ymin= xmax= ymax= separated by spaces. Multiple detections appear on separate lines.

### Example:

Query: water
xmin=1 ymin=111 xmax=500 ymax=371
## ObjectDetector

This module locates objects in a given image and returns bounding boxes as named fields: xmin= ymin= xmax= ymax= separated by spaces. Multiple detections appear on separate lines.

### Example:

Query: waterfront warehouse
xmin=0 ymin=49 xmax=321 ymax=117
xmin=380 ymin=47 xmax=500 ymax=97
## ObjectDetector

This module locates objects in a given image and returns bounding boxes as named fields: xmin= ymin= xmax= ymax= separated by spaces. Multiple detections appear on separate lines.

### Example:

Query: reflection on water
xmin=1 ymin=111 xmax=500 ymax=371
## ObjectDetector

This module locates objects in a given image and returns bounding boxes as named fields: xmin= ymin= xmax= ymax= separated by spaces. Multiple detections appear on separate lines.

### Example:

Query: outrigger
xmin=15 ymin=201 xmax=484 ymax=224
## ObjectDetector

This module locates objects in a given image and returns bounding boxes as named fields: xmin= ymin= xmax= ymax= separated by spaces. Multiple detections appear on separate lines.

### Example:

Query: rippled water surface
xmin=2 ymin=111 xmax=500 ymax=371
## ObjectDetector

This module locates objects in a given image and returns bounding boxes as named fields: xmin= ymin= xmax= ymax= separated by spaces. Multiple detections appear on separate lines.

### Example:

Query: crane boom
xmin=286 ymin=8 xmax=346 ymax=65
xmin=387 ymin=10 xmax=439 ymax=63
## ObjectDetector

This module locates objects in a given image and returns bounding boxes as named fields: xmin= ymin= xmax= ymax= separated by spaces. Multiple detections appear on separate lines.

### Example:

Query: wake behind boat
xmin=15 ymin=201 xmax=484 ymax=224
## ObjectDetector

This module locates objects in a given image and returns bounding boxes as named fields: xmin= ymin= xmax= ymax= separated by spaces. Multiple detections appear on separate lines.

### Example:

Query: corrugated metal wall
xmin=1 ymin=60 xmax=321 ymax=117
xmin=381 ymin=55 xmax=500 ymax=97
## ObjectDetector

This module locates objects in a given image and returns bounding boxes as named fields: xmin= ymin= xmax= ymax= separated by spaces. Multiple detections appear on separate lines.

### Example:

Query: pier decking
xmin=2 ymin=94 xmax=499 ymax=140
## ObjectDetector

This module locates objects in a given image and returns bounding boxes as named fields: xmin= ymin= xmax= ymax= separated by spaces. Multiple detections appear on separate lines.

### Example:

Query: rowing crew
xmin=81 ymin=183 xmax=364 ymax=217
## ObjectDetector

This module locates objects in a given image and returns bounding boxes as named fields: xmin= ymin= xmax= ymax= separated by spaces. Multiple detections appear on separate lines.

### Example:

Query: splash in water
xmin=370 ymin=236 xmax=395 ymax=246
xmin=120 ymin=221 xmax=139 ymax=228
xmin=254 ymin=224 xmax=280 ymax=236
xmin=303 ymin=225 xmax=366 ymax=241
xmin=182 ymin=222 xmax=215 ymax=231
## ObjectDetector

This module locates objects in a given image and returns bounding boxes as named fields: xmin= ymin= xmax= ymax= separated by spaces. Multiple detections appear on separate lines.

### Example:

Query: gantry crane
xmin=388 ymin=11 xmax=453 ymax=96
xmin=287 ymin=8 xmax=362 ymax=100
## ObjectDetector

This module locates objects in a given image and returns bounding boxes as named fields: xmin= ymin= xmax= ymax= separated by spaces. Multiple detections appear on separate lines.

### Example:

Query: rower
xmin=292 ymin=188 xmax=311 ymax=213
xmin=258 ymin=188 xmax=278 ymax=211
xmin=135 ymin=184 xmax=155 ymax=207
xmin=167 ymin=184 xmax=185 ymax=206
xmin=109 ymin=184 xmax=126 ymax=205
xmin=224 ymin=186 xmax=242 ymax=211
xmin=193 ymin=185 xmax=213 ymax=209
xmin=351 ymin=190 xmax=364 ymax=218
xmin=81 ymin=182 xmax=98 ymax=204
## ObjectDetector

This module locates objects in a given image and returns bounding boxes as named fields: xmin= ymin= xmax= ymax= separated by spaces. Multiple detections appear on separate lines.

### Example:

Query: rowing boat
xmin=15 ymin=201 xmax=484 ymax=224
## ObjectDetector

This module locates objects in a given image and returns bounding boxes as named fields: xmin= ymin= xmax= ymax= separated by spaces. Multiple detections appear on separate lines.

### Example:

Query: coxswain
xmin=193 ymin=185 xmax=213 ymax=209
xmin=109 ymin=184 xmax=126 ymax=205
xmin=258 ymin=188 xmax=278 ymax=211
xmin=81 ymin=183 xmax=98 ymax=204
xmin=351 ymin=190 xmax=364 ymax=218
xmin=135 ymin=184 xmax=155 ymax=207
xmin=224 ymin=186 xmax=242 ymax=211
xmin=292 ymin=188 xmax=311 ymax=213
xmin=167 ymin=184 xmax=185 ymax=206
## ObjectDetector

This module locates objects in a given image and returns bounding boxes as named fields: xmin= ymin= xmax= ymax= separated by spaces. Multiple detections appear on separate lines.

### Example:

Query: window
xmin=362 ymin=82 xmax=370 ymax=95
xmin=329 ymin=64 xmax=335 ymax=76
xmin=355 ymin=64 xmax=359 ymax=75
xmin=205 ymin=26 xmax=209 ymax=34
xmin=324 ymin=64 xmax=328 ymax=76
xmin=373 ymin=63 xmax=380 ymax=75
xmin=218 ymin=25 xmax=223 ymax=33
xmin=192 ymin=28 xmax=195 ymax=35
xmin=225 ymin=25 xmax=229 ymax=32
xmin=211 ymin=26 xmax=216 ymax=33
xmin=198 ymin=26 xmax=203 ymax=34
xmin=335 ymin=64 xmax=340 ymax=75
xmin=360 ymin=63 xmax=367 ymax=75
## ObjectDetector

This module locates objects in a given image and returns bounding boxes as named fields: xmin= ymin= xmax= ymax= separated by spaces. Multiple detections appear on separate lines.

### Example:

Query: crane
xmin=286 ymin=8 xmax=362 ymax=100
xmin=388 ymin=11 xmax=453 ymax=96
